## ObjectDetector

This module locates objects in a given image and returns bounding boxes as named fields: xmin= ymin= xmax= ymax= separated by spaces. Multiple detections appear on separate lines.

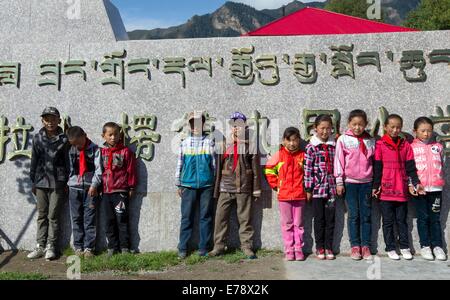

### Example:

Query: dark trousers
xmin=413 ymin=192 xmax=443 ymax=248
xmin=102 ymin=192 xmax=130 ymax=250
xmin=345 ymin=183 xmax=373 ymax=247
xmin=69 ymin=188 xmax=97 ymax=250
xmin=178 ymin=186 xmax=214 ymax=252
xmin=313 ymin=197 xmax=336 ymax=250
xmin=380 ymin=200 xmax=409 ymax=251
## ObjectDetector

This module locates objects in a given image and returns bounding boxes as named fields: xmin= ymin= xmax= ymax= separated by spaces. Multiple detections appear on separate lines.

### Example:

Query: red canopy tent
xmin=244 ymin=7 xmax=418 ymax=36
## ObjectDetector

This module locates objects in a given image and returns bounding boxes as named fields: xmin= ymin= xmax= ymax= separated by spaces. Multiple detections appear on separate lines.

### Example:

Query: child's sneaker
xmin=121 ymin=248 xmax=130 ymax=254
xmin=351 ymin=246 xmax=362 ymax=260
xmin=284 ymin=252 xmax=295 ymax=261
xmin=295 ymin=251 xmax=305 ymax=261
xmin=316 ymin=248 xmax=325 ymax=260
xmin=84 ymin=249 xmax=94 ymax=259
xmin=74 ymin=249 xmax=84 ymax=257
xmin=208 ymin=248 xmax=224 ymax=257
xmin=178 ymin=251 xmax=187 ymax=259
xmin=198 ymin=249 xmax=208 ymax=257
xmin=433 ymin=247 xmax=447 ymax=261
xmin=242 ymin=248 xmax=257 ymax=259
xmin=44 ymin=244 xmax=56 ymax=261
xmin=420 ymin=246 xmax=434 ymax=261
xmin=27 ymin=245 xmax=45 ymax=259
xmin=387 ymin=250 xmax=400 ymax=260
xmin=325 ymin=249 xmax=335 ymax=260
xmin=107 ymin=249 xmax=116 ymax=258
xmin=400 ymin=248 xmax=413 ymax=260
xmin=362 ymin=246 xmax=373 ymax=260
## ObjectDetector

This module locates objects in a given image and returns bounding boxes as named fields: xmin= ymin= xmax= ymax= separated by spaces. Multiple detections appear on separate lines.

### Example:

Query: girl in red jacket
xmin=265 ymin=127 xmax=307 ymax=261
xmin=372 ymin=114 xmax=424 ymax=261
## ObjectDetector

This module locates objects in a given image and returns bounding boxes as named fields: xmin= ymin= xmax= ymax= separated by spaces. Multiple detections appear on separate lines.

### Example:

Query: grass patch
xmin=80 ymin=251 xmax=180 ymax=273
xmin=70 ymin=248 xmax=282 ymax=274
xmin=0 ymin=272 xmax=49 ymax=280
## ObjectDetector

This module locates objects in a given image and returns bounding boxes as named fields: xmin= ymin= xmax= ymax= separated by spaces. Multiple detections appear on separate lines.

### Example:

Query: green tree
xmin=403 ymin=0 xmax=450 ymax=30
xmin=325 ymin=0 xmax=386 ymax=22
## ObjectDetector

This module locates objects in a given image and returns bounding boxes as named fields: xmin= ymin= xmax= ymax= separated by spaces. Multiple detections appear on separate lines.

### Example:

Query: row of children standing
xmin=175 ymin=109 xmax=447 ymax=262
xmin=27 ymin=107 xmax=137 ymax=260
xmin=266 ymin=110 xmax=447 ymax=261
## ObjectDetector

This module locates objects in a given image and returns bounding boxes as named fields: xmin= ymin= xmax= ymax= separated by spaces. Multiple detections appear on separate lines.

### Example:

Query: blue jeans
xmin=69 ymin=188 xmax=97 ymax=250
xmin=178 ymin=186 xmax=214 ymax=252
xmin=413 ymin=192 xmax=443 ymax=248
xmin=345 ymin=182 xmax=372 ymax=247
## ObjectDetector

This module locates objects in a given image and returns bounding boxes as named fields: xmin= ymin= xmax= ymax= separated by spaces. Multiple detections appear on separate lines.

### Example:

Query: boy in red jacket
xmin=101 ymin=122 xmax=137 ymax=256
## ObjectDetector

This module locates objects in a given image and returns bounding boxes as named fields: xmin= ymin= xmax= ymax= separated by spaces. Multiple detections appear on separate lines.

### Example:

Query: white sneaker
xmin=400 ymin=249 xmax=413 ymax=260
xmin=420 ymin=247 xmax=434 ymax=261
xmin=27 ymin=245 xmax=45 ymax=259
xmin=433 ymin=247 xmax=447 ymax=261
xmin=44 ymin=244 xmax=56 ymax=260
xmin=387 ymin=250 xmax=400 ymax=260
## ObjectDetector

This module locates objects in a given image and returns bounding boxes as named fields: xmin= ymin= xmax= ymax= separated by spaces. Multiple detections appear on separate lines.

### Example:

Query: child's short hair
xmin=314 ymin=114 xmax=333 ymax=127
xmin=283 ymin=127 xmax=301 ymax=140
xmin=384 ymin=114 xmax=403 ymax=126
xmin=348 ymin=109 xmax=368 ymax=124
xmin=414 ymin=117 xmax=434 ymax=130
xmin=67 ymin=126 xmax=86 ymax=140
xmin=102 ymin=122 xmax=121 ymax=134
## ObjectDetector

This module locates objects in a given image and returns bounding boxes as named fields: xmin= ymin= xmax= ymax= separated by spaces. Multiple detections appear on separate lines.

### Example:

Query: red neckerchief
xmin=382 ymin=134 xmax=402 ymax=151
xmin=105 ymin=143 xmax=125 ymax=171
xmin=354 ymin=132 xmax=371 ymax=157
xmin=78 ymin=138 xmax=91 ymax=182
xmin=322 ymin=144 xmax=333 ymax=174
xmin=223 ymin=141 xmax=239 ymax=172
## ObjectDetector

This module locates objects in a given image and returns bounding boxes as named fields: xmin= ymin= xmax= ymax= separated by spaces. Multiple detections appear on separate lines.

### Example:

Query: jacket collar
xmin=345 ymin=129 xmax=371 ymax=139
xmin=310 ymin=135 xmax=336 ymax=147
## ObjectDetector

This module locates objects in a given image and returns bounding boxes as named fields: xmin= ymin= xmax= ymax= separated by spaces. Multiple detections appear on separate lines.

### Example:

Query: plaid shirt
xmin=304 ymin=135 xmax=337 ymax=199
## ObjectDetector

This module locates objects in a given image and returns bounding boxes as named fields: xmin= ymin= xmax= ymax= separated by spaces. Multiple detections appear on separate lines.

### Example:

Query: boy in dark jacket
xmin=67 ymin=126 xmax=102 ymax=258
xmin=101 ymin=122 xmax=137 ymax=257
xmin=209 ymin=112 xmax=261 ymax=259
xmin=28 ymin=107 xmax=70 ymax=260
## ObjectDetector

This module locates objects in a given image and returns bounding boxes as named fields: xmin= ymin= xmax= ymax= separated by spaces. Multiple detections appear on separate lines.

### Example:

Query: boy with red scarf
xmin=101 ymin=122 xmax=137 ymax=257
xmin=67 ymin=126 xmax=102 ymax=258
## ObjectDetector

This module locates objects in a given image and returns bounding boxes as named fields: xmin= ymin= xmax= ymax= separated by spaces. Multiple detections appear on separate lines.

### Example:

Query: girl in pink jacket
xmin=334 ymin=110 xmax=375 ymax=261
xmin=372 ymin=114 xmax=424 ymax=261
xmin=410 ymin=117 xmax=447 ymax=261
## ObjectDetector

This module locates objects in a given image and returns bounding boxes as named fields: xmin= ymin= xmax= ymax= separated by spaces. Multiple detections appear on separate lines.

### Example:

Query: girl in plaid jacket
xmin=304 ymin=115 xmax=338 ymax=260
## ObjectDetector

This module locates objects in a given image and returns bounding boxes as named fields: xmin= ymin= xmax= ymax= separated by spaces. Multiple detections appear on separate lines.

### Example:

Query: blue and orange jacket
xmin=175 ymin=134 xmax=216 ymax=189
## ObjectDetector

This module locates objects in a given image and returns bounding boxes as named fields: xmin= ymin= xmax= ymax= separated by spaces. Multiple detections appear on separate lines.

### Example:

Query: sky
xmin=110 ymin=0 xmax=325 ymax=31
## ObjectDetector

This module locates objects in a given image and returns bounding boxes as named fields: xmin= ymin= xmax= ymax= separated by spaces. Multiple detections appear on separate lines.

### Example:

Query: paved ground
xmin=284 ymin=255 xmax=450 ymax=280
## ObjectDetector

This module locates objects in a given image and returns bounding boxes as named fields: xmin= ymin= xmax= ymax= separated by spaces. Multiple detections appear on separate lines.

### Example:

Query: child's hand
xmin=416 ymin=184 xmax=426 ymax=195
xmin=129 ymin=189 xmax=136 ymax=199
xmin=88 ymin=186 xmax=98 ymax=197
xmin=306 ymin=192 xmax=312 ymax=202
xmin=336 ymin=185 xmax=345 ymax=196
xmin=372 ymin=188 xmax=380 ymax=199
xmin=409 ymin=185 xmax=417 ymax=196
xmin=410 ymin=184 xmax=426 ymax=196
xmin=177 ymin=188 xmax=184 ymax=198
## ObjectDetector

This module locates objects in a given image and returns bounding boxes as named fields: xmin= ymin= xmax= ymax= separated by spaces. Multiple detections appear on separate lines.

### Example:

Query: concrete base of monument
xmin=1 ymin=188 xmax=448 ymax=256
